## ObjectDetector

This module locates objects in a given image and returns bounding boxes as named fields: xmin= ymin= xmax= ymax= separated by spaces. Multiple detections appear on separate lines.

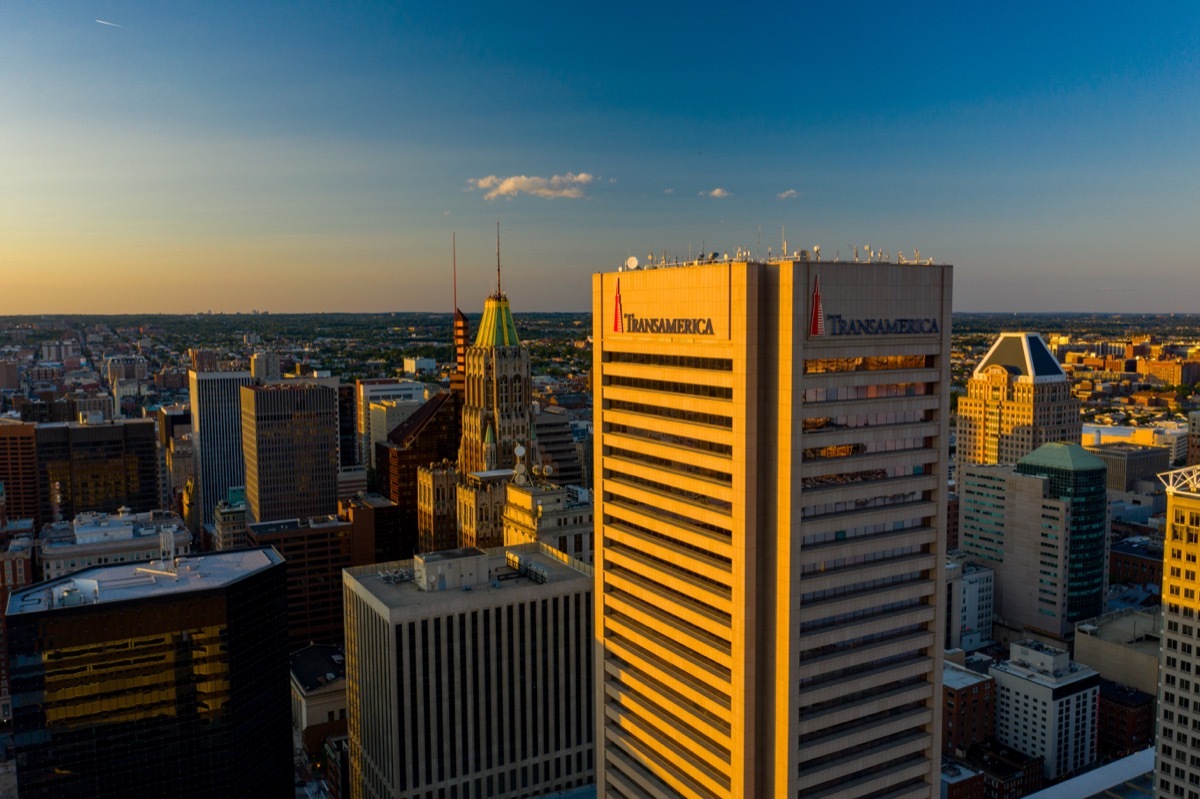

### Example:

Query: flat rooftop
xmin=7 ymin=547 xmax=283 ymax=616
xmin=944 ymin=661 xmax=992 ymax=691
xmin=346 ymin=544 xmax=590 ymax=616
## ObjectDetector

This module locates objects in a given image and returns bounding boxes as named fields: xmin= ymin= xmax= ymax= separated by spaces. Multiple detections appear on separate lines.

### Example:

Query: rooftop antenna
xmin=452 ymin=232 xmax=457 ymax=313
xmin=495 ymin=221 xmax=502 ymax=296
xmin=782 ymin=225 xmax=787 ymax=259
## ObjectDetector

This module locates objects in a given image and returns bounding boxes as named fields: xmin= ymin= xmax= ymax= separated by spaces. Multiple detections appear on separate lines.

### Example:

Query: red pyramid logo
xmin=809 ymin=275 xmax=825 ymax=336
xmin=613 ymin=279 xmax=623 ymax=332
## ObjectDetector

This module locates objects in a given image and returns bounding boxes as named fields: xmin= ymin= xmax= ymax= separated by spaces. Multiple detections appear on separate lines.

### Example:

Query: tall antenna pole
xmin=496 ymin=221 xmax=502 ymax=296
xmin=452 ymin=232 xmax=457 ymax=313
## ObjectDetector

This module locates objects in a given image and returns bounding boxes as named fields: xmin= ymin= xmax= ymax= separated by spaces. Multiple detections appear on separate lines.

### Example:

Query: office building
xmin=7 ymin=547 xmax=291 ymax=799
xmin=958 ymin=443 xmax=1108 ymax=642
xmin=458 ymin=291 xmax=530 ymax=475
xmin=34 ymin=417 xmax=159 ymax=524
xmin=502 ymin=479 xmax=593 ymax=562
xmin=938 ymin=762 xmax=984 ymax=799
xmin=942 ymin=662 xmax=995 ymax=758
xmin=290 ymin=643 xmax=348 ymax=755
xmin=241 ymin=382 xmax=338 ymax=524
xmin=368 ymin=398 xmax=422 ymax=465
xmin=945 ymin=558 xmax=994 ymax=651
xmin=989 ymin=640 xmax=1099 ymax=780
xmin=356 ymin=379 xmax=427 ymax=468
xmin=247 ymin=514 xmax=357 ymax=650
xmin=532 ymin=404 xmax=584 ymax=486
xmin=376 ymin=392 xmax=461 ymax=546
xmin=0 ymin=419 xmax=39 ymax=526
xmin=416 ymin=459 xmax=458 ymax=553
xmin=1073 ymin=607 xmax=1160 ymax=697
xmin=957 ymin=332 xmax=1080 ymax=466
xmin=189 ymin=370 xmax=253 ymax=529
xmin=959 ymin=741 xmax=1043 ymax=799
xmin=1098 ymin=681 xmax=1154 ymax=761
xmin=213 ymin=488 xmax=249 ymax=551
xmin=251 ymin=350 xmax=281 ymax=381
xmin=1083 ymin=441 xmax=1170 ymax=492
xmin=39 ymin=509 xmax=192 ymax=580
xmin=593 ymin=257 xmax=952 ymax=797
xmin=1155 ymin=465 xmax=1200 ymax=799
xmin=1188 ymin=411 xmax=1200 ymax=466
xmin=343 ymin=543 xmax=594 ymax=798
xmin=340 ymin=492 xmax=412 ymax=563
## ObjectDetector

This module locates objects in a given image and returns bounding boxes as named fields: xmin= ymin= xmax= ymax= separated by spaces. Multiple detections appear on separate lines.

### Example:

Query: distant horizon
xmin=3 ymin=308 xmax=1200 ymax=319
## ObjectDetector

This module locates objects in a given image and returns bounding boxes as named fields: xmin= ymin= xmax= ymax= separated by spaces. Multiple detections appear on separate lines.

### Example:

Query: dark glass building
xmin=7 ymin=547 xmax=291 ymax=798
xmin=1016 ymin=442 xmax=1108 ymax=624
xmin=33 ymin=418 xmax=159 ymax=525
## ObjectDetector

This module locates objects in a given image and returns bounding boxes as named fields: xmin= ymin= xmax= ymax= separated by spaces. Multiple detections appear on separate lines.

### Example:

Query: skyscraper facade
xmin=189 ymin=370 xmax=253 ymax=529
xmin=592 ymin=257 xmax=952 ymax=798
xmin=7 ymin=547 xmax=291 ymax=798
xmin=957 ymin=332 xmax=1080 ymax=467
xmin=1156 ymin=464 xmax=1200 ymax=799
xmin=241 ymin=382 xmax=338 ymax=524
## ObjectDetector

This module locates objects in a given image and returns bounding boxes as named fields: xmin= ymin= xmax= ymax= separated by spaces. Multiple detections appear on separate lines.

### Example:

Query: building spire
xmin=496 ymin=221 xmax=502 ymax=297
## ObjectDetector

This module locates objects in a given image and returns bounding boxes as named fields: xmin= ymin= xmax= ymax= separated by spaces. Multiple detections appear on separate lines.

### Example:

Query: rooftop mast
xmin=496 ymin=221 xmax=502 ymax=297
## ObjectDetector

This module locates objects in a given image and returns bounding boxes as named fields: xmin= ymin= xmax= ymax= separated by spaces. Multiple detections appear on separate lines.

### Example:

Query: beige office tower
xmin=957 ymin=332 xmax=1080 ymax=466
xmin=1155 ymin=465 xmax=1200 ymax=799
xmin=593 ymin=257 xmax=952 ymax=799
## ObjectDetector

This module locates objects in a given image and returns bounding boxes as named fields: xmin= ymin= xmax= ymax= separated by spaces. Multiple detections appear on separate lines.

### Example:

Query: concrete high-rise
xmin=189 ymin=370 xmax=253 ymax=529
xmin=593 ymin=257 xmax=952 ymax=798
xmin=344 ymin=543 xmax=594 ymax=798
xmin=1155 ymin=464 xmax=1200 ymax=799
xmin=957 ymin=332 xmax=1080 ymax=466
xmin=958 ymin=443 xmax=1108 ymax=642
xmin=241 ymin=382 xmax=338 ymax=524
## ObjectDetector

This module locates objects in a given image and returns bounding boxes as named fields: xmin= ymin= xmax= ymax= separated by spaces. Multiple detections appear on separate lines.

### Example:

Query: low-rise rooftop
xmin=7 ymin=547 xmax=283 ymax=616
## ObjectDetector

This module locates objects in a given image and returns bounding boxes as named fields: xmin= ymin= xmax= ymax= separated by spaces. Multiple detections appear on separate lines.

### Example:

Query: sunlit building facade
xmin=593 ymin=258 xmax=952 ymax=798
xmin=957 ymin=332 xmax=1080 ymax=467
xmin=1156 ymin=465 xmax=1200 ymax=799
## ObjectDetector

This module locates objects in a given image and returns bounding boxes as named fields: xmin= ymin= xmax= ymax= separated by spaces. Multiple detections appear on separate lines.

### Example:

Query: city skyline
xmin=4 ymin=3 xmax=1200 ymax=314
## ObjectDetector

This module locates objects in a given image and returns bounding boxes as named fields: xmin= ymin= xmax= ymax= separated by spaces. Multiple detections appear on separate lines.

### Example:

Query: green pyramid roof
xmin=475 ymin=294 xmax=520 ymax=347
xmin=1018 ymin=442 xmax=1106 ymax=472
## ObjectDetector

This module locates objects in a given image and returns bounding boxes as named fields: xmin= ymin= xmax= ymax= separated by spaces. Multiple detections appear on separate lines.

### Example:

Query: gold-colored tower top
xmin=473 ymin=294 xmax=520 ymax=347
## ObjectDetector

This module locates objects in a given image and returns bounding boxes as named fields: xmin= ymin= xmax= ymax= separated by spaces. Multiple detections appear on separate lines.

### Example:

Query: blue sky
xmin=3 ymin=2 xmax=1199 ymax=313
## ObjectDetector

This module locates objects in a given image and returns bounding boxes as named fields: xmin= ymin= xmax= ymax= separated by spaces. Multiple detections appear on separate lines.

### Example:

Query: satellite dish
xmin=514 ymin=463 xmax=526 ymax=475
xmin=514 ymin=444 xmax=526 ymax=459
xmin=625 ymin=256 xmax=639 ymax=270
xmin=543 ymin=465 xmax=553 ymax=477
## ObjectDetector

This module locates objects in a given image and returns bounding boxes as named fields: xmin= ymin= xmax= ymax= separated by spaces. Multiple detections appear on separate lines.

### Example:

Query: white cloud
xmin=777 ymin=189 xmax=799 ymax=200
xmin=663 ymin=188 xmax=674 ymax=194
xmin=702 ymin=188 xmax=730 ymax=198
xmin=467 ymin=172 xmax=594 ymax=200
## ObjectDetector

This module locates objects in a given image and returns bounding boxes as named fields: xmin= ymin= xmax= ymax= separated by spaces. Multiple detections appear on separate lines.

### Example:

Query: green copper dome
xmin=474 ymin=294 xmax=520 ymax=347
